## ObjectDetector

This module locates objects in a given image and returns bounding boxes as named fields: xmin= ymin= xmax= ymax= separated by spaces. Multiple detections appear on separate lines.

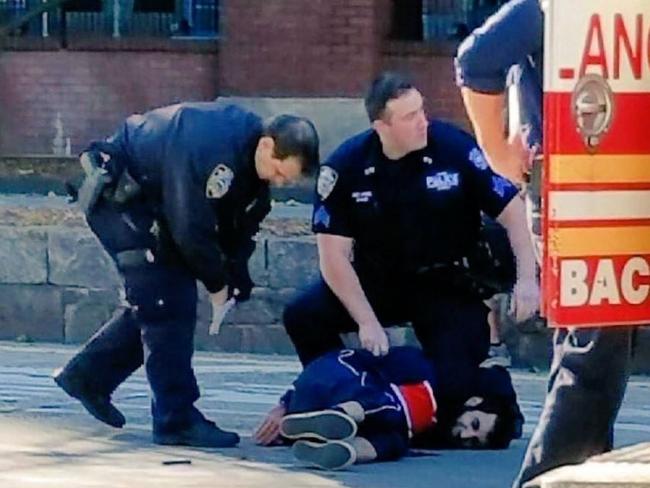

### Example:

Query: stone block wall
xmin=1 ymin=195 xmax=649 ymax=373
xmin=0 ymin=196 xmax=317 ymax=355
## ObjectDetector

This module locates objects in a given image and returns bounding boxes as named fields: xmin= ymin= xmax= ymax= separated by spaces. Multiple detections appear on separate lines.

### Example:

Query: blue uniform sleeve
xmin=161 ymin=146 xmax=227 ymax=294
xmin=459 ymin=131 xmax=519 ymax=218
xmin=455 ymin=0 xmax=543 ymax=93
xmin=311 ymin=160 xmax=353 ymax=238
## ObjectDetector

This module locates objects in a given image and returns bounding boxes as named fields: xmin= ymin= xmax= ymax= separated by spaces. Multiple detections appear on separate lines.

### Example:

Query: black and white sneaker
xmin=281 ymin=409 xmax=357 ymax=441
xmin=293 ymin=440 xmax=357 ymax=470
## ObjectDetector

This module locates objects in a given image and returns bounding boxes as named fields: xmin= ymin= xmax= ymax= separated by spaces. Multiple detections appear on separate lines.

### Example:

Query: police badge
xmin=206 ymin=164 xmax=234 ymax=199
xmin=317 ymin=166 xmax=338 ymax=200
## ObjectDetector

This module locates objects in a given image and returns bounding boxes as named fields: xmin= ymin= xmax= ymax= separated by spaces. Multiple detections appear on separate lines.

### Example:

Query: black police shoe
xmin=153 ymin=419 xmax=240 ymax=448
xmin=52 ymin=367 xmax=125 ymax=428
xmin=280 ymin=409 xmax=357 ymax=442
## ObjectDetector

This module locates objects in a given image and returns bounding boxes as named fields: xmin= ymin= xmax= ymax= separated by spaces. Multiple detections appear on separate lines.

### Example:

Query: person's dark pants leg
xmin=58 ymin=307 xmax=143 ymax=395
xmin=283 ymin=276 xmax=407 ymax=367
xmin=122 ymin=264 xmax=201 ymax=433
xmin=358 ymin=430 xmax=409 ymax=462
xmin=512 ymin=327 xmax=634 ymax=488
xmin=56 ymin=200 xmax=156 ymax=401
xmin=411 ymin=294 xmax=490 ymax=399
xmin=283 ymin=280 xmax=361 ymax=366
xmin=287 ymin=349 xmax=410 ymax=450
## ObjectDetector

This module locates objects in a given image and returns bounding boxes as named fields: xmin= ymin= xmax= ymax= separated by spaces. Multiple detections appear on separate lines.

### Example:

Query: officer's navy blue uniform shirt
xmin=100 ymin=103 xmax=270 ymax=293
xmin=455 ymin=0 xmax=544 ymax=148
xmin=312 ymin=120 xmax=518 ymax=277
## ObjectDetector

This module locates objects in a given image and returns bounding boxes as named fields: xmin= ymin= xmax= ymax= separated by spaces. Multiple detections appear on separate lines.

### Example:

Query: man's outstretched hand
xmin=254 ymin=403 xmax=287 ymax=446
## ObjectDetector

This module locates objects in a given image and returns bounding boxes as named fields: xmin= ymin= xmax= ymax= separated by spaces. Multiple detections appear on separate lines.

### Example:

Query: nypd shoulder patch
xmin=469 ymin=147 xmax=489 ymax=170
xmin=206 ymin=164 xmax=234 ymax=199
xmin=492 ymin=175 xmax=510 ymax=197
xmin=317 ymin=166 xmax=338 ymax=200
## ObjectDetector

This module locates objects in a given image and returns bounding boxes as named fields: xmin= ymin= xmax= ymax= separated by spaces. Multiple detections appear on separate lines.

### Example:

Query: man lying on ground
xmin=255 ymin=346 xmax=523 ymax=469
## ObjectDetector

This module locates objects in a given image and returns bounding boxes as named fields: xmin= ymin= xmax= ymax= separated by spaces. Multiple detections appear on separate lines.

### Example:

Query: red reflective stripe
xmin=398 ymin=381 xmax=437 ymax=435
xmin=548 ymin=182 xmax=650 ymax=192
xmin=550 ymin=218 xmax=650 ymax=228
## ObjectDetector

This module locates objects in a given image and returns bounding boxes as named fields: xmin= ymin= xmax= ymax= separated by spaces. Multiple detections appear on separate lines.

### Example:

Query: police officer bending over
xmin=283 ymin=72 xmax=538 ymax=401
xmin=53 ymin=102 xmax=319 ymax=448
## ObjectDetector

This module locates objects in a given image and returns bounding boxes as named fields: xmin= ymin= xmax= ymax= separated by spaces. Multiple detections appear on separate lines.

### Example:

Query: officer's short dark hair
xmin=263 ymin=115 xmax=320 ymax=177
xmin=365 ymin=71 xmax=417 ymax=122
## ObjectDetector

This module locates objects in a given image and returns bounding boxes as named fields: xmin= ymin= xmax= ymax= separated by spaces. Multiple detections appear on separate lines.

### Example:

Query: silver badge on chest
xmin=206 ymin=164 xmax=234 ymax=199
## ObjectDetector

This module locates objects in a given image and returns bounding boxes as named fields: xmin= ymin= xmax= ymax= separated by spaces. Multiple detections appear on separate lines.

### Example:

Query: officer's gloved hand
xmin=226 ymin=260 xmax=254 ymax=303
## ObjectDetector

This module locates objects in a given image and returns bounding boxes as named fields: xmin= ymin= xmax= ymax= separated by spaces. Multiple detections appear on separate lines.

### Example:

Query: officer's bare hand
xmin=254 ymin=403 xmax=286 ymax=446
xmin=510 ymin=277 xmax=540 ymax=323
xmin=359 ymin=322 xmax=389 ymax=357
xmin=499 ymin=131 xmax=534 ymax=184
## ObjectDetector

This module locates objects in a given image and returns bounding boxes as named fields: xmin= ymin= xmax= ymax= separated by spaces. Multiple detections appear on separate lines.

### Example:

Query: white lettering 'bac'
xmin=560 ymin=257 xmax=650 ymax=307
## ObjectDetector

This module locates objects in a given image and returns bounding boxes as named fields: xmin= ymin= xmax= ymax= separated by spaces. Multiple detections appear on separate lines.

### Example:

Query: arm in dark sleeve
xmin=312 ymin=161 xmax=353 ymax=237
xmin=161 ymin=152 xmax=227 ymax=293
xmin=228 ymin=185 xmax=272 ymax=263
xmin=455 ymin=0 xmax=543 ymax=93
xmin=458 ymin=130 xmax=519 ymax=218
xmin=221 ymin=185 xmax=272 ymax=301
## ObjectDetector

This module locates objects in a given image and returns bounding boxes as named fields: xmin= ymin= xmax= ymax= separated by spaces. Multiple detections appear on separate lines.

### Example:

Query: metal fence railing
xmin=423 ymin=0 xmax=507 ymax=40
xmin=0 ymin=0 xmax=219 ymax=41
xmin=0 ymin=0 xmax=30 ymax=35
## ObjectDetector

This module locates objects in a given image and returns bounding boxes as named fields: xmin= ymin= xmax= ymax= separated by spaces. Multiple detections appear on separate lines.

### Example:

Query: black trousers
xmin=512 ymin=326 xmax=635 ymax=487
xmin=64 ymin=197 xmax=202 ymax=432
xmin=283 ymin=275 xmax=490 ymax=400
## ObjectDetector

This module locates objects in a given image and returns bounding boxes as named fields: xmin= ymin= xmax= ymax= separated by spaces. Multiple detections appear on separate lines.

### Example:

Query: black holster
xmin=75 ymin=150 xmax=142 ymax=215
xmin=76 ymin=151 xmax=112 ymax=215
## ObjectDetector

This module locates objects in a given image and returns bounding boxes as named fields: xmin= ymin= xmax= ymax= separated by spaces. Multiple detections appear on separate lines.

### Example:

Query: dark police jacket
xmin=312 ymin=120 xmax=519 ymax=280
xmin=284 ymin=346 xmax=437 ymax=413
xmin=93 ymin=102 xmax=270 ymax=293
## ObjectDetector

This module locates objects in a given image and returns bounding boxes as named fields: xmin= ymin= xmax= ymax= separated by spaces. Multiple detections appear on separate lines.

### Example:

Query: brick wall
xmin=0 ymin=0 xmax=471 ymax=155
xmin=219 ymin=0 xmax=390 ymax=97
xmin=219 ymin=0 xmax=467 ymax=123
xmin=382 ymin=42 xmax=470 ymax=128
xmin=0 ymin=50 xmax=219 ymax=154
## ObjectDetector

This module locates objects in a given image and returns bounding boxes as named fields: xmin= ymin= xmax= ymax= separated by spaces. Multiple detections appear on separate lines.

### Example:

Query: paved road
xmin=1 ymin=341 xmax=649 ymax=488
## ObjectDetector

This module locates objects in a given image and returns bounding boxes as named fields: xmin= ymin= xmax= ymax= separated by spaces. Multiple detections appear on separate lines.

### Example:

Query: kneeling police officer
xmin=283 ymin=72 xmax=538 ymax=402
xmin=54 ymin=102 xmax=319 ymax=447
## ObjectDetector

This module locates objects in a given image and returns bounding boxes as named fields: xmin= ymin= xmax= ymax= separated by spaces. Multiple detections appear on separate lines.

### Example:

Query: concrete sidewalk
xmin=1 ymin=341 xmax=649 ymax=488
